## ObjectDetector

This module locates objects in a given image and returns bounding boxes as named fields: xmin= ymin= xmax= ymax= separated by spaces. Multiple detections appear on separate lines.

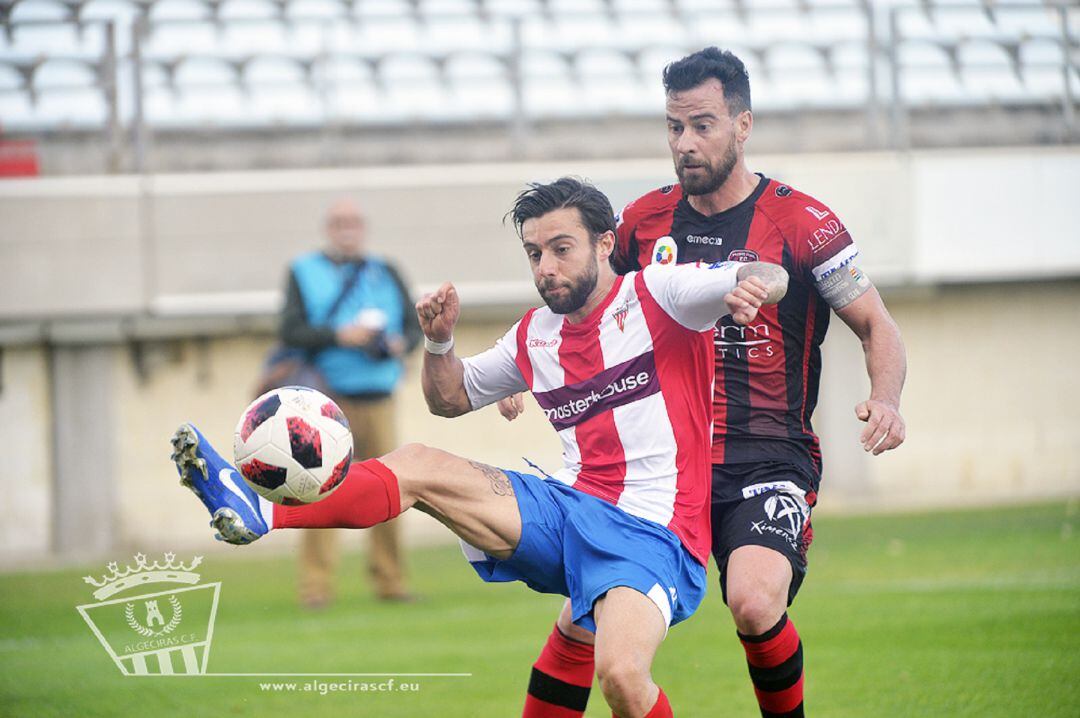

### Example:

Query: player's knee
xmin=596 ymin=657 xmax=649 ymax=708
xmin=728 ymin=586 xmax=786 ymax=635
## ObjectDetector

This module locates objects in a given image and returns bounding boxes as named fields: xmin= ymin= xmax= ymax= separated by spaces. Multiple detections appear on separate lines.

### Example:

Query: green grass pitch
xmin=1 ymin=501 xmax=1077 ymax=717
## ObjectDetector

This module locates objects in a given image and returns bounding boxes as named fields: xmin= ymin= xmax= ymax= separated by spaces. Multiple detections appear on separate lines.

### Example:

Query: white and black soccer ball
xmin=233 ymin=386 xmax=354 ymax=505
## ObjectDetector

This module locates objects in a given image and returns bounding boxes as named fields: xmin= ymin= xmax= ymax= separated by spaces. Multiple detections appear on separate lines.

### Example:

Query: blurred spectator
xmin=279 ymin=197 xmax=421 ymax=607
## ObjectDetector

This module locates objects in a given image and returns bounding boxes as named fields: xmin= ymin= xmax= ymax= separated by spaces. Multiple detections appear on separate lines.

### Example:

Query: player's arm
xmin=813 ymin=261 xmax=907 ymax=455
xmin=646 ymin=260 xmax=788 ymax=331
xmin=417 ymin=282 xmax=471 ymax=417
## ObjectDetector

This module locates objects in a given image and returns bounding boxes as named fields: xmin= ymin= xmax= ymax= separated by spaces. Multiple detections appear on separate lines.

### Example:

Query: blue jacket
xmin=290 ymin=252 xmax=407 ymax=395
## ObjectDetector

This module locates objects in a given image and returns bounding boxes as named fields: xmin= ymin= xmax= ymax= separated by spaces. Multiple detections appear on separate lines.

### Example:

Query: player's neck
xmin=686 ymin=164 xmax=759 ymax=217
xmin=565 ymin=270 xmax=617 ymax=324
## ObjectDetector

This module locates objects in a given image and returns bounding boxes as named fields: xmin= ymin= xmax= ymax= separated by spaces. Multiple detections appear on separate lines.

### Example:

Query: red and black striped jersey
xmin=615 ymin=175 xmax=859 ymax=477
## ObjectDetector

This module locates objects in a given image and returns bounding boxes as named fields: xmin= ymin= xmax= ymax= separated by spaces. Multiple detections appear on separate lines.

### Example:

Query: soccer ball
xmin=233 ymin=386 xmax=354 ymax=505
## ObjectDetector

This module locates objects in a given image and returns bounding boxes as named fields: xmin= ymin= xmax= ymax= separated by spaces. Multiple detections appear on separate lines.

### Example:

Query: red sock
xmin=523 ymin=625 xmax=595 ymax=717
xmin=273 ymin=459 xmax=401 ymax=529
xmin=610 ymin=687 xmax=671 ymax=718
xmin=738 ymin=613 xmax=805 ymax=717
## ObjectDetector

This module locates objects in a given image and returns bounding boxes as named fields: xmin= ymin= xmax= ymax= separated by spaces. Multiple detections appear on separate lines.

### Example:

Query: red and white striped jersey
xmin=461 ymin=261 xmax=741 ymax=565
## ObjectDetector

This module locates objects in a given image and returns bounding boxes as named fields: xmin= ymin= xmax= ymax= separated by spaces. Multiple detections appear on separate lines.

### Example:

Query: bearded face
xmin=536 ymin=243 xmax=600 ymax=314
xmin=675 ymin=129 xmax=738 ymax=196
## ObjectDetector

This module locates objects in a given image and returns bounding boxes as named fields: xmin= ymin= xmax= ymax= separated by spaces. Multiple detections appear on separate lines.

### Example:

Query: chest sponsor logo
xmin=804 ymin=205 xmax=830 ymax=221
xmin=727 ymin=249 xmax=759 ymax=263
xmin=654 ymin=236 xmax=677 ymax=265
xmin=808 ymin=218 xmax=847 ymax=252
xmin=527 ymin=337 xmax=560 ymax=348
xmin=533 ymin=352 xmax=659 ymax=431
xmin=686 ymin=234 xmax=723 ymax=246
xmin=775 ymin=184 xmax=792 ymax=197
xmin=715 ymin=321 xmax=775 ymax=360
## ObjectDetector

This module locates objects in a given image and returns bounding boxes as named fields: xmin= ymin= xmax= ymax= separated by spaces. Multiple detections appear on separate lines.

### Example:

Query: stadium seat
xmin=8 ymin=0 xmax=73 ymax=23
xmin=146 ymin=0 xmax=211 ymax=22
xmin=958 ymin=39 xmax=1026 ymax=104
xmin=377 ymin=53 xmax=451 ymax=121
xmin=521 ymin=49 xmax=580 ymax=118
xmin=220 ymin=0 xmax=280 ymax=21
xmin=421 ymin=13 xmax=493 ymax=54
xmin=83 ymin=0 xmax=144 ymax=24
xmin=353 ymin=16 xmax=421 ymax=54
xmin=766 ymin=43 xmax=835 ymax=109
xmin=10 ymin=23 xmax=89 ymax=57
xmin=615 ymin=12 xmax=685 ymax=49
xmin=897 ymin=41 xmax=966 ymax=107
xmin=32 ymin=86 xmax=109 ymax=127
xmin=0 ymin=92 xmax=37 ymax=129
xmin=355 ymin=0 xmax=414 ymax=21
xmin=248 ymin=83 xmax=324 ymax=125
xmin=286 ymin=0 xmax=344 ymax=21
xmin=575 ymin=48 xmax=645 ymax=115
xmin=556 ymin=13 xmax=619 ymax=51
xmin=444 ymin=52 xmax=513 ymax=118
xmin=144 ymin=20 xmax=222 ymax=56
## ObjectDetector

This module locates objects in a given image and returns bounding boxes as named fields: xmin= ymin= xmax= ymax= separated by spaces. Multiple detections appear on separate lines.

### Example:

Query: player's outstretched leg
xmin=170 ymin=423 xmax=270 ymax=545
xmin=272 ymin=443 xmax=523 ymax=560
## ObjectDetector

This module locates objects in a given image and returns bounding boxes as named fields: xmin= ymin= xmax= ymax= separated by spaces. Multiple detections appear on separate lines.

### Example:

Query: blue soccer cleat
xmin=170 ymin=423 xmax=269 ymax=545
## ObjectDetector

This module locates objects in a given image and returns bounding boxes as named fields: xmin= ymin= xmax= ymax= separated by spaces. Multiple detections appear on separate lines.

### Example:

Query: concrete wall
xmin=3 ymin=147 xmax=1079 ymax=321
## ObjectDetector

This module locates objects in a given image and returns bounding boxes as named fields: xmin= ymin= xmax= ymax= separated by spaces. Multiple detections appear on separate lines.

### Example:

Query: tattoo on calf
xmin=469 ymin=460 xmax=515 ymax=496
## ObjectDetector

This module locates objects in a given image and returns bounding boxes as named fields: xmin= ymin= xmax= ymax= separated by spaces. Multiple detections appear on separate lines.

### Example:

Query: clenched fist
xmin=415 ymin=282 xmax=460 ymax=342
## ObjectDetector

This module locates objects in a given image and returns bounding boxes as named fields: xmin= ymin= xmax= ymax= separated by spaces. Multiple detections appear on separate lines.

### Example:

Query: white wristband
xmin=424 ymin=335 xmax=454 ymax=355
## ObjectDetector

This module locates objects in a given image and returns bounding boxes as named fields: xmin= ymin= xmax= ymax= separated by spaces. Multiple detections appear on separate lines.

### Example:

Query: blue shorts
xmin=461 ymin=470 xmax=707 ymax=633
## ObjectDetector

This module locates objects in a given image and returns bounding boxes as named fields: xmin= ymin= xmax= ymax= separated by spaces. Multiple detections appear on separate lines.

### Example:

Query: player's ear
xmin=596 ymin=230 xmax=616 ymax=262
xmin=736 ymin=110 xmax=753 ymax=143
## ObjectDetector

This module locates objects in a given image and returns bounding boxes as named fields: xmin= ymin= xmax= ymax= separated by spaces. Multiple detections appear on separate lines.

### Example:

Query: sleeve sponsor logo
xmin=654 ymin=236 xmax=677 ymax=265
xmin=533 ymin=352 xmax=659 ymax=431
xmin=811 ymin=244 xmax=859 ymax=282
xmin=804 ymin=205 xmax=830 ymax=221
xmin=807 ymin=218 xmax=848 ymax=253
xmin=727 ymin=249 xmax=759 ymax=263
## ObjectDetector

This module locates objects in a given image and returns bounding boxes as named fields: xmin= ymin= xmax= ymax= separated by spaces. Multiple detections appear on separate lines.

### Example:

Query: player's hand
xmin=336 ymin=324 xmax=378 ymax=348
xmin=497 ymin=393 xmax=525 ymax=421
xmin=855 ymin=399 xmax=906 ymax=455
xmin=725 ymin=276 xmax=769 ymax=325
xmin=416 ymin=282 xmax=460 ymax=342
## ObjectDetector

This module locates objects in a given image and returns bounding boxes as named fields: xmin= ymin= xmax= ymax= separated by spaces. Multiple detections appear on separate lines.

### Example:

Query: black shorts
xmin=710 ymin=461 xmax=817 ymax=605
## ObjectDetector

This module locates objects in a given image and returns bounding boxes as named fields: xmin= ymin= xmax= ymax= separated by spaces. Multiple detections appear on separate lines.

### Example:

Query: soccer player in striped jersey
xmin=172 ymin=177 xmax=788 ymax=718
xmin=506 ymin=49 xmax=908 ymax=718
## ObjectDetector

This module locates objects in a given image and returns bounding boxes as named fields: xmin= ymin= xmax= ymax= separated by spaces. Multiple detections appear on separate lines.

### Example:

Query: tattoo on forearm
xmin=816 ymin=263 xmax=871 ymax=310
xmin=737 ymin=262 xmax=789 ymax=303
xmin=469 ymin=460 xmax=515 ymax=496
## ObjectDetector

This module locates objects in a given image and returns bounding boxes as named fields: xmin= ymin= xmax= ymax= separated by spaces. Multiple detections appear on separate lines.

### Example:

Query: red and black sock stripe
xmin=523 ymin=625 xmax=595 ymax=717
xmin=738 ymin=613 xmax=804 ymax=718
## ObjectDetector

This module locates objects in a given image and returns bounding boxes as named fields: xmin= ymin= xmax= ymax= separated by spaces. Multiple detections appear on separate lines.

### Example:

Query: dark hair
xmin=507 ymin=176 xmax=616 ymax=242
xmin=662 ymin=47 xmax=752 ymax=115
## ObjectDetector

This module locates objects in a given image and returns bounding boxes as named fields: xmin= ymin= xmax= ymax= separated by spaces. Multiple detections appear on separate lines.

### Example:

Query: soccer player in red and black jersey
xmin=506 ymin=48 xmax=907 ymax=718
